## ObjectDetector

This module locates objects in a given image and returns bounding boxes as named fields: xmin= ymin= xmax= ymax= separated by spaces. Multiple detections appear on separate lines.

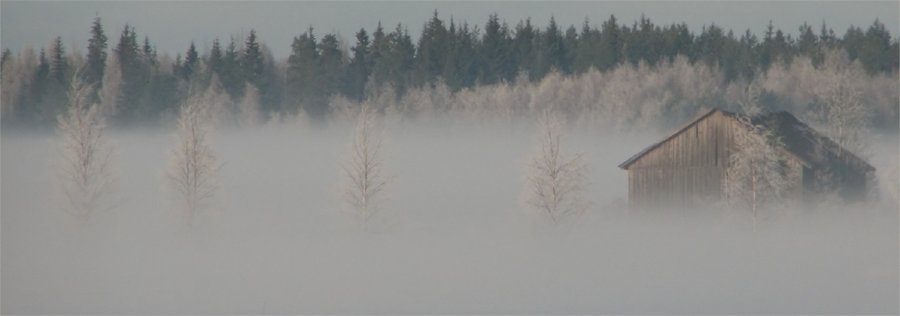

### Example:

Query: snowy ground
xmin=2 ymin=122 xmax=897 ymax=314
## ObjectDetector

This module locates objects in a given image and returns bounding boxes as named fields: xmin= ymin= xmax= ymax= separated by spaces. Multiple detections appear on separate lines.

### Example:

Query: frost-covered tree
xmin=810 ymin=50 xmax=870 ymax=158
xmin=237 ymin=82 xmax=262 ymax=127
xmin=203 ymin=75 xmax=236 ymax=126
xmin=167 ymin=91 xmax=220 ymax=223
xmin=525 ymin=111 xmax=588 ymax=223
xmin=97 ymin=53 xmax=122 ymax=117
xmin=1 ymin=49 xmax=37 ymax=121
xmin=341 ymin=104 xmax=389 ymax=224
xmin=734 ymin=81 xmax=763 ymax=116
xmin=57 ymin=73 xmax=114 ymax=220
xmin=724 ymin=115 xmax=789 ymax=229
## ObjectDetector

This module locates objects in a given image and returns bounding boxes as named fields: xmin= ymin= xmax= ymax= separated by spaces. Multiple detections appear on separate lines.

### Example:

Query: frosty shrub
xmin=167 ymin=92 xmax=220 ymax=223
xmin=724 ymin=115 xmax=789 ymax=228
xmin=57 ymin=74 xmax=114 ymax=220
xmin=341 ymin=104 xmax=389 ymax=224
xmin=525 ymin=110 xmax=589 ymax=223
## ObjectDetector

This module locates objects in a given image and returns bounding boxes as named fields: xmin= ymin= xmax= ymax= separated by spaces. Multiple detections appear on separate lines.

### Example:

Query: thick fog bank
xmin=2 ymin=123 xmax=897 ymax=314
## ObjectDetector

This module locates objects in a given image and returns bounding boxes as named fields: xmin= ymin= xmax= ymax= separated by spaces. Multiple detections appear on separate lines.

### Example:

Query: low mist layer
xmin=2 ymin=122 xmax=897 ymax=314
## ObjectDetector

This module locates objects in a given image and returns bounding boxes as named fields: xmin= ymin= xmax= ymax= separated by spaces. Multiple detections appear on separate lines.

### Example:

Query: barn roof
xmin=618 ymin=108 xmax=724 ymax=169
xmin=751 ymin=110 xmax=875 ymax=172
xmin=618 ymin=108 xmax=875 ymax=172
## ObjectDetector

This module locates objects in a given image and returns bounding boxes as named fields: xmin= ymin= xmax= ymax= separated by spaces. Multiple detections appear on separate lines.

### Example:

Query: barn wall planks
xmin=627 ymin=111 xmax=739 ymax=207
xmin=627 ymin=111 xmax=811 ymax=207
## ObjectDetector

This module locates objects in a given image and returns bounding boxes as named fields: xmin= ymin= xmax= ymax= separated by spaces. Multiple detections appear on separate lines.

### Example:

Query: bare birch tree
xmin=57 ymin=73 xmax=114 ymax=220
xmin=724 ymin=115 xmax=789 ymax=229
xmin=811 ymin=50 xmax=870 ymax=158
xmin=525 ymin=110 xmax=588 ymax=223
xmin=167 ymin=92 xmax=220 ymax=224
xmin=341 ymin=104 xmax=389 ymax=224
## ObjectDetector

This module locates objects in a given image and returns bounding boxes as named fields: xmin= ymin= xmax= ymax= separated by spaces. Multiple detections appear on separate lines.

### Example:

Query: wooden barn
xmin=618 ymin=108 xmax=875 ymax=207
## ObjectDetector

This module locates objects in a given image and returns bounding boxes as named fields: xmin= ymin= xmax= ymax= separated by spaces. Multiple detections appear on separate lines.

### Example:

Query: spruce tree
xmin=389 ymin=25 xmax=415 ymax=94
xmin=860 ymin=20 xmax=894 ymax=73
xmin=220 ymin=38 xmax=243 ymax=97
xmin=574 ymin=19 xmax=601 ymax=73
xmin=369 ymin=22 xmax=389 ymax=90
xmin=445 ymin=22 xmax=477 ymax=90
xmin=442 ymin=19 xmax=460 ymax=89
xmin=241 ymin=30 xmax=264 ymax=87
xmin=317 ymin=33 xmax=344 ymax=112
xmin=181 ymin=42 xmax=199 ymax=80
xmin=286 ymin=28 xmax=318 ymax=113
xmin=35 ymin=48 xmax=51 ymax=92
xmin=208 ymin=38 xmax=223 ymax=75
xmin=46 ymin=37 xmax=71 ymax=121
xmin=598 ymin=15 xmax=622 ymax=71
xmin=371 ymin=24 xmax=414 ymax=95
xmin=797 ymin=23 xmax=821 ymax=65
xmin=28 ymin=49 xmax=51 ymax=122
xmin=737 ymin=30 xmax=760 ymax=79
xmin=771 ymin=28 xmax=792 ymax=64
xmin=49 ymin=36 xmax=69 ymax=85
xmin=113 ymin=24 xmax=146 ymax=122
xmin=563 ymin=25 xmax=578 ymax=73
xmin=696 ymin=24 xmax=726 ymax=67
xmin=513 ymin=18 xmax=537 ymax=78
xmin=142 ymin=36 xmax=157 ymax=66
xmin=819 ymin=22 xmax=837 ymax=48
xmin=480 ymin=13 xmax=510 ymax=85
xmin=533 ymin=16 xmax=565 ymax=78
xmin=85 ymin=16 xmax=107 ymax=86
xmin=759 ymin=21 xmax=776 ymax=69
xmin=346 ymin=28 xmax=371 ymax=101
xmin=841 ymin=26 xmax=866 ymax=62
xmin=414 ymin=11 xmax=449 ymax=86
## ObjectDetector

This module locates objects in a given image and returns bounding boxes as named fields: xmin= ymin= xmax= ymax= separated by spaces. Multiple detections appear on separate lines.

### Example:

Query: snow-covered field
xmin=2 ymin=122 xmax=897 ymax=314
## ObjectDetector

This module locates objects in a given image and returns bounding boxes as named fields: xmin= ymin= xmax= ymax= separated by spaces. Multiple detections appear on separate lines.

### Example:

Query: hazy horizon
xmin=2 ymin=1 xmax=898 ymax=58
xmin=3 ymin=119 xmax=899 ymax=314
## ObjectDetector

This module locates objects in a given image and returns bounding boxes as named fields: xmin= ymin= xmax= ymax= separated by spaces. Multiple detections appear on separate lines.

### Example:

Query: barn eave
xmin=618 ymin=108 xmax=727 ymax=170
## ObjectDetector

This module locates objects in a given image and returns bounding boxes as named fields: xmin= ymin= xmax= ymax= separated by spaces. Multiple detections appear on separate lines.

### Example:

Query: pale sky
xmin=2 ymin=1 xmax=898 ymax=58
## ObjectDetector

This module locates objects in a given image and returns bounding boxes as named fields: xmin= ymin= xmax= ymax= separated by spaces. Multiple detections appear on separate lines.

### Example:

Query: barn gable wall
xmin=623 ymin=109 xmax=851 ymax=207
xmin=627 ymin=111 xmax=737 ymax=206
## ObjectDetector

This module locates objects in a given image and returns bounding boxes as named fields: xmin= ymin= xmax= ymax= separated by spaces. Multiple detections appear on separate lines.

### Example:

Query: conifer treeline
xmin=0 ymin=12 xmax=897 ymax=127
